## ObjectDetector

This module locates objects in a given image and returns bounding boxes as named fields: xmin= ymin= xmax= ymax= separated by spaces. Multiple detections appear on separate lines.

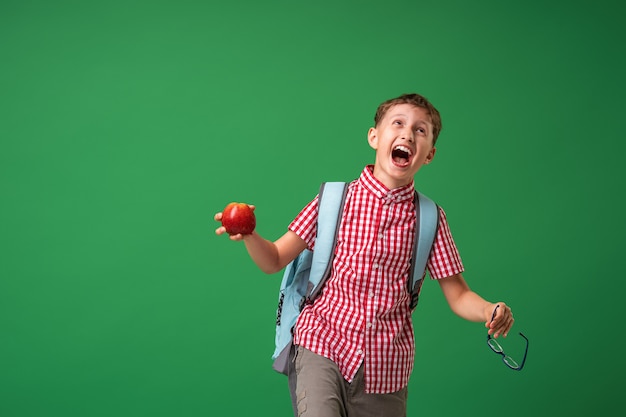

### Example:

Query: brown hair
xmin=374 ymin=93 xmax=442 ymax=144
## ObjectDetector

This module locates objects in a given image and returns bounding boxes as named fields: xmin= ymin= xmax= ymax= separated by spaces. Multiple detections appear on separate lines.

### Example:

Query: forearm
xmin=242 ymin=232 xmax=282 ymax=274
xmin=449 ymin=290 xmax=495 ymax=323
xmin=241 ymin=229 xmax=307 ymax=275
xmin=439 ymin=274 xmax=514 ymax=337
xmin=439 ymin=274 xmax=494 ymax=322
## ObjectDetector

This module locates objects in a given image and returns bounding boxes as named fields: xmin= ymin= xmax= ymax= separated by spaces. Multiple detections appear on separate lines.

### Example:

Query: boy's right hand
xmin=214 ymin=206 xmax=256 ymax=241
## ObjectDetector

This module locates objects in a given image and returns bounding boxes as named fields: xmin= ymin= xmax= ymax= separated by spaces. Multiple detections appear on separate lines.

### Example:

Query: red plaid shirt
xmin=290 ymin=166 xmax=464 ymax=393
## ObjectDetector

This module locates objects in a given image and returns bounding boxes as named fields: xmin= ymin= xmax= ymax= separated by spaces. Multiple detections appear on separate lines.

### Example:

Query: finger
xmin=503 ymin=315 xmax=515 ymax=337
xmin=496 ymin=304 xmax=510 ymax=322
xmin=488 ymin=304 xmax=511 ymax=337
xmin=215 ymin=226 xmax=227 ymax=235
xmin=214 ymin=212 xmax=223 ymax=221
xmin=495 ymin=313 xmax=515 ymax=338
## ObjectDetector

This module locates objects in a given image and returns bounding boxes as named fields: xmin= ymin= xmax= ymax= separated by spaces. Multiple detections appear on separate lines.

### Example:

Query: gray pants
xmin=287 ymin=345 xmax=408 ymax=417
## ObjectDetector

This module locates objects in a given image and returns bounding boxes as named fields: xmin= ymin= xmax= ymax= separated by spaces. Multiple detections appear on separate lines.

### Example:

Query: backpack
xmin=272 ymin=181 xmax=440 ymax=375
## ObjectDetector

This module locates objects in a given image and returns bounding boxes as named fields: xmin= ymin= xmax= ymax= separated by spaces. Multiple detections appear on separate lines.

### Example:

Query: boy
xmin=215 ymin=93 xmax=514 ymax=417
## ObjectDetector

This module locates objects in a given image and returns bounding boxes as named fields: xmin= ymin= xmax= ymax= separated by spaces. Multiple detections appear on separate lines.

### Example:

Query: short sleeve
xmin=288 ymin=195 xmax=319 ymax=250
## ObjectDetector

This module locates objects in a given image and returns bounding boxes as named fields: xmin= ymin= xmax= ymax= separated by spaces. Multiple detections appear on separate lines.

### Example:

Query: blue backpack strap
xmin=272 ymin=181 xmax=348 ymax=375
xmin=409 ymin=191 xmax=440 ymax=309
xmin=306 ymin=181 xmax=349 ymax=301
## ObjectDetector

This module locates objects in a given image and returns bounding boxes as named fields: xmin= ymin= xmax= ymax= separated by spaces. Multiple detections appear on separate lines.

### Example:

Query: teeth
xmin=394 ymin=145 xmax=412 ymax=155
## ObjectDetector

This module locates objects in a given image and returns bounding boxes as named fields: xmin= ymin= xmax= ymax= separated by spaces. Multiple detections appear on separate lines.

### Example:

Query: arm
xmin=215 ymin=210 xmax=307 ymax=274
xmin=438 ymin=273 xmax=514 ymax=338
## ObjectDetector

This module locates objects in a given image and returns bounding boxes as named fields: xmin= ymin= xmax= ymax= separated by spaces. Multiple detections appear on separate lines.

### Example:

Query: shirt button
xmin=366 ymin=322 xmax=373 ymax=329
xmin=373 ymin=263 xmax=378 ymax=269
xmin=368 ymin=291 xmax=375 ymax=298
xmin=378 ymin=232 xmax=384 ymax=239
xmin=356 ymin=349 xmax=363 ymax=355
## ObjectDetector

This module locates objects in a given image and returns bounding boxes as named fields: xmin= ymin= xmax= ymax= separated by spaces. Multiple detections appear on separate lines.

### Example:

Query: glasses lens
xmin=487 ymin=338 xmax=503 ymax=353
xmin=503 ymin=355 xmax=519 ymax=369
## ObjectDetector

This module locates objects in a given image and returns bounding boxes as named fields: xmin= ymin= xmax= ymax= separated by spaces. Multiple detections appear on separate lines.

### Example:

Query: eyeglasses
xmin=486 ymin=306 xmax=528 ymax=371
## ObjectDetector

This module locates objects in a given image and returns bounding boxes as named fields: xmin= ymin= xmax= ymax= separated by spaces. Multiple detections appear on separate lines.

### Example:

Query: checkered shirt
xmin=289 ymin=166 xmax=464 ymax=393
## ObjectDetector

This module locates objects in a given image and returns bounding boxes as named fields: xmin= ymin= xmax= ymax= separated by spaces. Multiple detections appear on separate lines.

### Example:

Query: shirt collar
xmin=358 ymin=165 xmax=415 ymax=204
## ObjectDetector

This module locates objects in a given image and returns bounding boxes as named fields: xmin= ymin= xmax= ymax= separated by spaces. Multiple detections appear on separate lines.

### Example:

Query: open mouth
xmin=392 ymin=145 xmax=412 ymax=167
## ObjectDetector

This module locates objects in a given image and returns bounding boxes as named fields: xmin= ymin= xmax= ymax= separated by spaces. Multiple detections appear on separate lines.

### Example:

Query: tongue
xmin=392 ymin=154 xmax=410 ymax=167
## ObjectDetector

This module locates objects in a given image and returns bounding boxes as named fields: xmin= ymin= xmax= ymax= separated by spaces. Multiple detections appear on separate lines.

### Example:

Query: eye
xmin=415 ymin=126 xmax=426 ymax=135
xmin=393 ymin=119 xmax=403 ymax=126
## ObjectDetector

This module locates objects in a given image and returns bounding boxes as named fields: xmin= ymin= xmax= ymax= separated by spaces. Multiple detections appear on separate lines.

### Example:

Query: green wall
xmin=2 ymin=0 xmax=624 ymax=415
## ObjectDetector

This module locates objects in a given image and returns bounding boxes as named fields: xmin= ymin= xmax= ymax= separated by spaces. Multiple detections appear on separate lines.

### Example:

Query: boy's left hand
xmin=485 ymin=303 xmax=514 ymax=338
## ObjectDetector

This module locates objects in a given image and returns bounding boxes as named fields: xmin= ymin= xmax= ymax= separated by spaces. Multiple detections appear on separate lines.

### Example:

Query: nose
xmin=400 ymin=127 xmax=414 ymax=142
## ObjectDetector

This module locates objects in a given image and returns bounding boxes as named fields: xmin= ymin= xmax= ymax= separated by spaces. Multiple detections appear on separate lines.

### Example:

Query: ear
xmin=367 ymin=127 xmax=378 ymax=150
xmin=424 ymin=147 xmax=436 ymax=164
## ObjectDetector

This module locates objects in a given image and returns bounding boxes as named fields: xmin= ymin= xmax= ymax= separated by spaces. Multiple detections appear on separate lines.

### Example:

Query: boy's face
xmin=368 ymin=104 xmax=436 ymax=189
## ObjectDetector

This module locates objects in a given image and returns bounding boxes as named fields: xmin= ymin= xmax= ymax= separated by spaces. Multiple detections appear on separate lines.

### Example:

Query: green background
xmin=2 ymin=0 xmax=624 ymax=415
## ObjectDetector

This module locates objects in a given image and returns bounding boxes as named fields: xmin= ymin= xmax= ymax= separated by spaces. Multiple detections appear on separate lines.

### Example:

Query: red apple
xmin=221 ymin=202 xmax=256 ymax=235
